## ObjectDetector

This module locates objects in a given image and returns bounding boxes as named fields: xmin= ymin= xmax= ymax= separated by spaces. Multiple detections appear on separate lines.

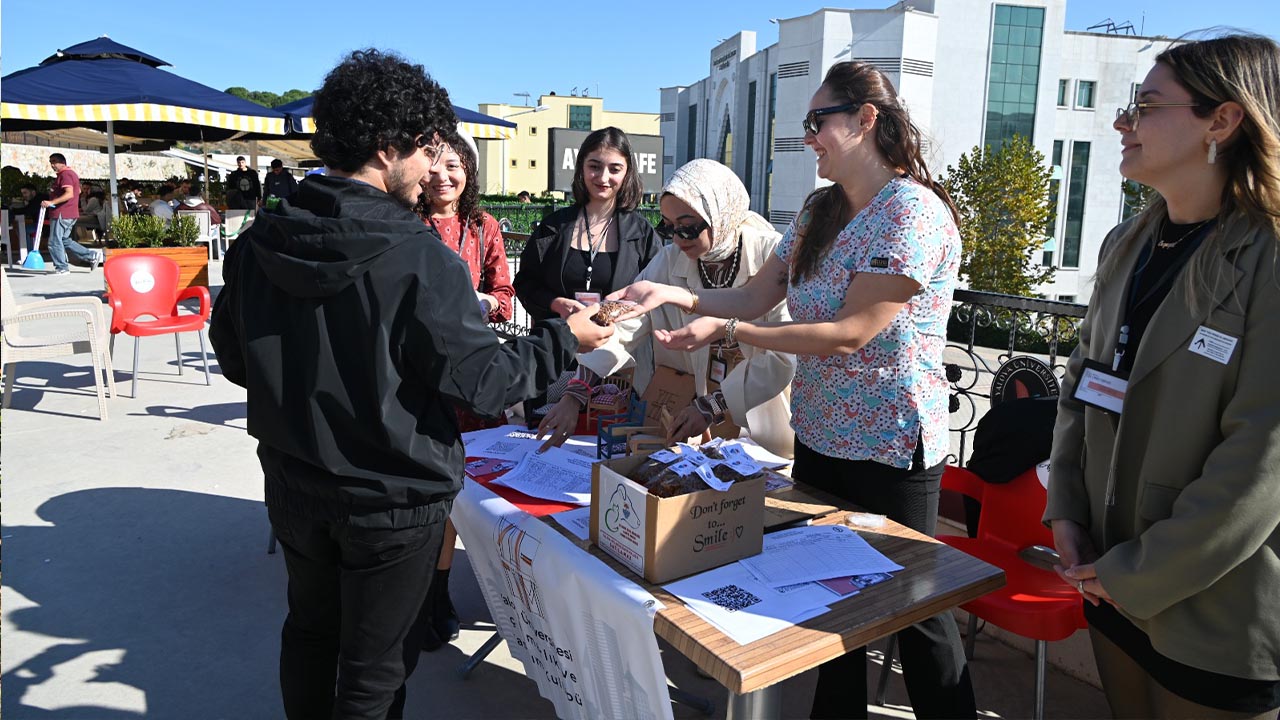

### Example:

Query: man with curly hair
xmin=210 ymin=49 xmax=613 ymax=718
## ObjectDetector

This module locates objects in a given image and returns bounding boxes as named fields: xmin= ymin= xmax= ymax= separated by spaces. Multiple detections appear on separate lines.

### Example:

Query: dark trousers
xmin=795 ymin=440 xmax=976 ymax=720
xmin=268 ymin=499 xmax=450 ymax=720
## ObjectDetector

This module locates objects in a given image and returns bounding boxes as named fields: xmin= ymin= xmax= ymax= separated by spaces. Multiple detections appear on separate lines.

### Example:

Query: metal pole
xmin=106 ymin=120 xmax=119 ymax=227
xmin=725 ymin=686 xmax=781 ymax=720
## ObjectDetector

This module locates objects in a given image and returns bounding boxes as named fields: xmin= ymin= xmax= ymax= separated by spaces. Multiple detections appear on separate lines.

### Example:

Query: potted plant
xmin=107 ymin=214 xmax=210 ymax=290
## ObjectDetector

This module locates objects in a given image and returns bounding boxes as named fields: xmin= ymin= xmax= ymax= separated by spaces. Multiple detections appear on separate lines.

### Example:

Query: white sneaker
xmin=53 ymin=268 xmax=70 ymax=275
xmin=89 ymin=251 xmax=104 ymax=271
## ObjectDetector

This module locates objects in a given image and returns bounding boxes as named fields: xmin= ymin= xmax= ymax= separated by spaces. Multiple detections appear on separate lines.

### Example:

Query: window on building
xmin=1062 ymin=141 xmax=1091 ymax=268
xmin=1076 ymin=80 xmax=1096 ymax=109
xmin=985 ymin=4 xmax=1045 ymax=149
xmin=529 ymin=159 xmax=537 ymax=169
xmin=529 ymin=126 xmax=538 ymax=136
xmin=1057 ymin=79 xmax=1069 ymax=107
xmin=718 ymin=114 xmax=733 ymax=168
xmin=1045 ymin=139 xmax=1064 ymax=266
xmin=1057 ymin=294 xmax=1077 ymax=303
xmin=1121 ymin=179 xmax=1151 ymax=220
xmin=745 ymin=80 xmax=757 ymax=194
xmin=568 ymin=105 xmax=592 ymax=131
xmin=686 ymin=103 xmax=698 ymax=163
xmin=1131 ymin=82 xmax=1141 ymax=102
xmin=510 ymin=159 xmax=517 ymax=168
xmin=765 ymin=73 xmax=777 ymax=217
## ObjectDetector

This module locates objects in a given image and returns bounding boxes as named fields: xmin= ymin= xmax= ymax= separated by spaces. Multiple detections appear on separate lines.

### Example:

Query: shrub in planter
xmin=169 ymin=215 xmax=200 ymax=247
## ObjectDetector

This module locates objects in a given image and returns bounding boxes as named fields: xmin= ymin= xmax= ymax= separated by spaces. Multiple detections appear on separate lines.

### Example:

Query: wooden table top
xmin=543 ymin=482 xmax=1006 ymax=695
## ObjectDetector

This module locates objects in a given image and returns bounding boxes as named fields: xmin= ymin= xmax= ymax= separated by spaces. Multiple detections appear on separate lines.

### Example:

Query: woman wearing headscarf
xmin=537 ymin=159 xmax=795 ymax=456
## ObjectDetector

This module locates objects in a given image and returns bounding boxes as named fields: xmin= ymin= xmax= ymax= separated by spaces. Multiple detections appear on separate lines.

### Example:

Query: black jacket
xmin=225 ymin=168 xmax=261 ymax=210
xmin=210 ymin=175 xmax=579 ymax=519
xmin=513 ymin=206 xmax=661 ymax=322
xmin=263 ymin=169 xmax=298 ymax=200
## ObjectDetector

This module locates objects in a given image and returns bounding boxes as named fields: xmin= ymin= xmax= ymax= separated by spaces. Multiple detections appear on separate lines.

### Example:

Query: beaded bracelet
xmin=724 ymin=317 xmax=740 ymax=347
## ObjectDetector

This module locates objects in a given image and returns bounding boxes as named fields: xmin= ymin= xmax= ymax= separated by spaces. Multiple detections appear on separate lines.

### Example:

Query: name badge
xmin=709 ymin=358 xmax=727 ymax=384
xmin=574 ymin=291 xmax=601 ymax=306
xmin=1072 ymin=359 xmax=1128 ymax=415
xmin=1188 ymin=325 xmax=1238 ymax=365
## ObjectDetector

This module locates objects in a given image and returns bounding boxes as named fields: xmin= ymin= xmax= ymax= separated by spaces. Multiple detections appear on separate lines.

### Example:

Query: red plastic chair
xmin=877 ymin=465 xmax=1086 ymax=720
xmin=104 ymin=254 xmax=212 ymax=398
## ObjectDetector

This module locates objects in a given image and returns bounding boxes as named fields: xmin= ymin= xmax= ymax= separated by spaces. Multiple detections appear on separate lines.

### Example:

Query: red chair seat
xmin=123 ymin=315 xmax=206 ymax=336
xmin=942 ymin=535 xmax=1085 ymax=641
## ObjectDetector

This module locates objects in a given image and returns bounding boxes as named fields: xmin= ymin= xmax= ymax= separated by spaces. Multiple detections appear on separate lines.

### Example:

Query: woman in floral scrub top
xmin=611 ymin=61 xmax=972 ymax=719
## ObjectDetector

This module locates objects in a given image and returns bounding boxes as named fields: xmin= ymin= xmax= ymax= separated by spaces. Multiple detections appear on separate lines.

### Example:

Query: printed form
xmin=739 ymin=525 xmax=904 ymax=588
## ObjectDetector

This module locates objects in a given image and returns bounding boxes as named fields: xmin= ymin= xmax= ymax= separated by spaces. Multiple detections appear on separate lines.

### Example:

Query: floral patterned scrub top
xmin=776 ymin=176 xmax=960 ymax=469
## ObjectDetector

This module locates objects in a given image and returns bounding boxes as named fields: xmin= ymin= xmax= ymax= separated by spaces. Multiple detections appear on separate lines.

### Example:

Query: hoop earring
xmin=1207 ymin=138 xmax=1218 ymax=165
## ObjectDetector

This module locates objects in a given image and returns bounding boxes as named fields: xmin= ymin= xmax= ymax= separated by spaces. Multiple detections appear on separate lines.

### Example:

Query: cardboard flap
xmin=641 ymin=365 xmax=696 ymax=431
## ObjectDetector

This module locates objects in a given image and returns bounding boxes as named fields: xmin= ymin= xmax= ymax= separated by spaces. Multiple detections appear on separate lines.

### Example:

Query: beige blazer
xmin=577 ymin=232 xmax=796 ymax=458
xmin=1045 ymin=214 xmax=1280 ymax=680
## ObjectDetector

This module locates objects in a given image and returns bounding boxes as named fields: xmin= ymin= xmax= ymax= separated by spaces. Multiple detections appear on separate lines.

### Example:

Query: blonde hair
xmin=1097 ymin=33 xmax=1280 ymax=310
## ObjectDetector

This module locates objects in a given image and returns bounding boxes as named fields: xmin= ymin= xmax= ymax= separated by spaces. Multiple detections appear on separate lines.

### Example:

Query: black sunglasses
xmin=655 ymin=219 xmax=709 ymax=241
xmin=802 ymin=103 xmax=859 ymax=135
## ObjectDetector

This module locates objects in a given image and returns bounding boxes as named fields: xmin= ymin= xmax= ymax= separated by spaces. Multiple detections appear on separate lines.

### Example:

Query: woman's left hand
xmin=1057 ymin=563 xmax=1117 ymax=609
xmin=654 ymin=316 xmax=726 ymax=352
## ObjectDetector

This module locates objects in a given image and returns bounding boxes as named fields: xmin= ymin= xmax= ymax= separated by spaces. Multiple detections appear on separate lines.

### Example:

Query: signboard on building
xmin=548 ymin=129 xmax=664 ymax=194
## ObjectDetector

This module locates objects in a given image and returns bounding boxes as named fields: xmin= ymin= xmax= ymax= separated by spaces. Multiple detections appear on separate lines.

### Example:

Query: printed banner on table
xmin=452 ymin=480 xmax=673 ymax=720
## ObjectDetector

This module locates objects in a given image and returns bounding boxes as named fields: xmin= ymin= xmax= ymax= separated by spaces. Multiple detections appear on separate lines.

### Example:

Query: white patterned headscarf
xmin=661 ymin=159 xmax=776 ymax=262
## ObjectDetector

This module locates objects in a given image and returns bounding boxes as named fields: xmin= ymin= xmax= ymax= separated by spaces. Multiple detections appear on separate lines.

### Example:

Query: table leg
xmin=726 ymin=684 xmax=782 ymax=720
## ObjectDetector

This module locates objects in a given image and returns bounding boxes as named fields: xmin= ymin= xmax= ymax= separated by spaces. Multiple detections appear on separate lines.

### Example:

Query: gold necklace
xmin=1156 ymin=218 xmax=1213 ymax=250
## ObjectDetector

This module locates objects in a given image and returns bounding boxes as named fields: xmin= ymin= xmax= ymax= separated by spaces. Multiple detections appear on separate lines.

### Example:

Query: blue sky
xmin=2 ymin=0 xmax=1274 ymax=114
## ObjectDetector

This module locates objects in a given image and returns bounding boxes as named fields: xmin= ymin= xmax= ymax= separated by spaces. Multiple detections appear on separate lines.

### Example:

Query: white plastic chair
xmin=1 ymin=265 xmax=116 ymax=420
xmin=176 ymin=209 xmax=224 ymax=260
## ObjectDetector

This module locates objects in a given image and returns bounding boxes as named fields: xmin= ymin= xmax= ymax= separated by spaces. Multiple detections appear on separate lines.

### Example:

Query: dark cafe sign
xmin=549 ymin=128 xmax=664 ymax=194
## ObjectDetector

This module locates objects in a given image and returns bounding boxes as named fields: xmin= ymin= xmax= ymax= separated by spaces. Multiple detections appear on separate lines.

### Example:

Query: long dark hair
xmin=571 ymin=126 xmax=642 ymax=211
xmin=792 ymin=62 xmax=958 ymax=283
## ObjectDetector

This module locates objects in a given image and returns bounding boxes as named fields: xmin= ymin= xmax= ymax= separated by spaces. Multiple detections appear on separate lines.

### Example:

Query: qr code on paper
xmin=702 ymin=584 xmax=763 ymax=613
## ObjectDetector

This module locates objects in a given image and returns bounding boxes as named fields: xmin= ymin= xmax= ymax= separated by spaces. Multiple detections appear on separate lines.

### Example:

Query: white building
xmin=660 ymin=0 xmax=1175 ymax=301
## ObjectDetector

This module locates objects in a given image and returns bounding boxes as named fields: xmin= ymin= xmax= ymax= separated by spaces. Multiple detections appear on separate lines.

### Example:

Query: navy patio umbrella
xmin=275 ymin=96 xmax=518 ymax=140
xmin=2 ymin=36 xmax=289 ymax=217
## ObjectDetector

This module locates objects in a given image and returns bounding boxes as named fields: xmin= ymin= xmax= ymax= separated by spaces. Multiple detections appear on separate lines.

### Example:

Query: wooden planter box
xmin=105 ymin=246 xmax=210 ymax=292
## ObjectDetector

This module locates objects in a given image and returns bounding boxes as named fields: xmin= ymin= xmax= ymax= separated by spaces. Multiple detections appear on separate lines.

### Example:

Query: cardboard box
xmin=640 ymin=366 xmax=696 ymax=430
xmin=590 ymin=452 xmax=765 ymax=584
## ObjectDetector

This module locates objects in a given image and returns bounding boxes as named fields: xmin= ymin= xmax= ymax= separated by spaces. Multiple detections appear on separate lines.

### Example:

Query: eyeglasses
xmin=414 ymin=135 xmax=445 ymax=160
xmin=654 ymin=219 xmax=709 ymax=241
xmin=1114 ymin=101 xmax=1206 ymax=131
xmin=802 ymin=103 xmax=858 ymax=135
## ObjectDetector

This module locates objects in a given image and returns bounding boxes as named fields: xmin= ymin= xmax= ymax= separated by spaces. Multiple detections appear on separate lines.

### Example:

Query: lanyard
xmin=429 ymin=216 xmax=479 ymax=290
xmin=1112 ymin=223 xmax=1212 ymax=371
xmin=580 ymin=211 xmax=613 ymax=291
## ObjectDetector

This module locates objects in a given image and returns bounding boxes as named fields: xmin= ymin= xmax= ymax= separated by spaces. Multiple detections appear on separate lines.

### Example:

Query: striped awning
xmin=293 ymin=115 xmax=512 ymax=140
xmin=1 ymin=102 xmax=286 ymax=135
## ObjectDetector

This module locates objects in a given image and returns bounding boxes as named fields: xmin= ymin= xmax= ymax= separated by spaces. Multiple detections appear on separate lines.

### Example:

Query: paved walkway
xmin=1 ymin=262 xmax=1108 ymax=718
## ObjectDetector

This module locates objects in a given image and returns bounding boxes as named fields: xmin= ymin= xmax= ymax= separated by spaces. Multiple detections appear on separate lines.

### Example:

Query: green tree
xmin=942 ymin=134 xmax=1055 ymax=296
xmin=222 ymin=87 xmax=311 ymax=108
xmin=1121 ymin=179 xmax=1156 ymax=220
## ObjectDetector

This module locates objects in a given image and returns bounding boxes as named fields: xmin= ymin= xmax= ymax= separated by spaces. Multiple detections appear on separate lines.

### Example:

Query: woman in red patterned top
xmin=413 ymin=128 xmax=516 ymax=650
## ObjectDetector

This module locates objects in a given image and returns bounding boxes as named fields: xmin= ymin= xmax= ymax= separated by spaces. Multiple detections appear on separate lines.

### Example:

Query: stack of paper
xmin=663 ymin=562 xmax=834 ymax=645
xmin=740 ymin=526 xmax=903 ymax=587
xmin=490 ymin=445 xmax=595 ymax=505
xmin=461 ymin=426 xmax=597 ymax=462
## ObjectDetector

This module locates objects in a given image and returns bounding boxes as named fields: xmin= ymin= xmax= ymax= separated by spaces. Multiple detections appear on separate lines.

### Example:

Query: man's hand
xmin=550 ymin=296 xmax=586 ymax=319
xmin=666 ymin=404 xmax=712 ymax=445
xmin=536 ymin=397 xmax=582 ymax=451
xmin=654 ymin=316 xmax=727 ymax=352
xmin=566 ymin=304 xmax=614 ymax=350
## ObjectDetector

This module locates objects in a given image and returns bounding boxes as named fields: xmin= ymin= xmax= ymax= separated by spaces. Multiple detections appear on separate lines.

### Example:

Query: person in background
xmin=81 ymin=186 xmax=110 ymax=233
xmin=177 ymin=182 xmax=222 ymax=224
xmin=209 ymin=48 xmax=612 ymax=719
xmin=226 ymin=156 xmax=261 ymax=211
xmin=149 ymin=185 xmax=175 ymax=221
xmin=516 ymin=190 xmax=532 ymax=203
xmin=15 ymin=183 xmax=49 ymax=238
xmin=41 ymin=153 xmax=103 ymax=274
xmin=537 ymin=158 xmax=795 ymax=457
xmin=411 ymin=127 xmax=516 ymax=651
xmin=172 ymin=177 xmax=192 ymax=204
xmin=263 ymin=159 xmax=299 ymax=204
xmin=1045 ymin=34 xmax=1280 ymax=720
xmin=611 ymin=61 xmax=974 ymax=719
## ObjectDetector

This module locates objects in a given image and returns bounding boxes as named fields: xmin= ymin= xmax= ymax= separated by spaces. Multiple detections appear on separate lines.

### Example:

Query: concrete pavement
xmin=1 ymin=261 xmax=1108 ymax=719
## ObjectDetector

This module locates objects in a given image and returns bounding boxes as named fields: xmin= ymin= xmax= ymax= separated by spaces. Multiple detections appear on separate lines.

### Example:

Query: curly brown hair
xmin=415 ymin=128 xmax=482 ymax=230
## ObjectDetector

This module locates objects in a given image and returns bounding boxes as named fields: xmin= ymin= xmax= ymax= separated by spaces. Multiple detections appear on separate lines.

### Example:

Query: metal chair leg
xmin=964 ymin=612 xmax=979 ymax=659
xmin=132 ymin=335 xmax=141 ymax=398
xmin=197 ymin=329 xmax=211 ymax=385
xmin=457 ymin=631 xmax=504 ymax=679
xmin=875 ymin=635 xmax=896 ymax=705
xmin=1034 ymin=639 xmax=1047 ymax=720
xmin=175 ymin=333 xmax=183 ymax=375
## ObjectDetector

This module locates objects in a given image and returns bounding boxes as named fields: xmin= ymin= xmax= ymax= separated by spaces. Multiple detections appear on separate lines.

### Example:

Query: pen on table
xmin=766 ymin=517 xmax=814 ymax=533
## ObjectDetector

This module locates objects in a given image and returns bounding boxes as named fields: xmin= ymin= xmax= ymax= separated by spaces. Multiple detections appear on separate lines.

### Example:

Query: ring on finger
xmin=1077 ymin=579 xmax=1085 ymax=593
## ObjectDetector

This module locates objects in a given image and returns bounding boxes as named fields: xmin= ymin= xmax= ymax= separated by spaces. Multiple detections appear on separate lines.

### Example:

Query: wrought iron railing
xmin=489 ymin=233 xmax=1089 ymax=465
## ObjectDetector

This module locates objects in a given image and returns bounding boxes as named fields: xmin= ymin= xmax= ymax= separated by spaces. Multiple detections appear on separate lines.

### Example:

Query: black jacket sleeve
xmin=209 ymin=235 xmax=248 ymax=388
xmin=512 ymin=221 xmax=560 ymax=322
xmin=413 ymin=253 xmax=579 ymax=419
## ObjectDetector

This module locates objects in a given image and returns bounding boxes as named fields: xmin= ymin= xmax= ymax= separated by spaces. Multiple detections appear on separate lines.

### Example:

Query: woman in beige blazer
xmin=1044 ymin=34 xmax=1280 ymax=718
xmin=537 ymin=159 xmax=796 ymax=457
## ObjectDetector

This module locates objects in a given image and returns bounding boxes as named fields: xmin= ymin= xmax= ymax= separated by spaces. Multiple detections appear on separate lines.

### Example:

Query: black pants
xmin=268 ymin=499 xmax=450 ymax=720
xmin=796 ymin=440 xmax=976 ymax=720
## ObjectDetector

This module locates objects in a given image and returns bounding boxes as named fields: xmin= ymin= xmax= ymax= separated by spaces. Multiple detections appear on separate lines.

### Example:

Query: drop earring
xmin=1207 ymin=138 xmax=1218 ymax=165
